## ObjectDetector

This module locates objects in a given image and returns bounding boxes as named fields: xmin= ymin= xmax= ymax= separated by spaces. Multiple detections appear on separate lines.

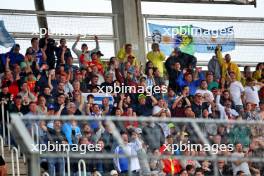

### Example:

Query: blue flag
xmin=192 ymin=26 xmax=235 ymax=53
xmin=148 ymin=23 xmax=235 ymax=55
xmin=0 ymin=20 xmax=15 ymax=48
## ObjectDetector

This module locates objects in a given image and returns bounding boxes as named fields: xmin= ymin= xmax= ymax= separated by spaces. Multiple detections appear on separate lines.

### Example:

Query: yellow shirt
xmin=147 ymin=51 xmax=166 ymax=77
xmin=117 ymin=48 xmax=139 ymax=66
xmin=252 ymin=70 xmax=262 ymax=81
xmin=216 ymin=48 xmax=241 ymax=81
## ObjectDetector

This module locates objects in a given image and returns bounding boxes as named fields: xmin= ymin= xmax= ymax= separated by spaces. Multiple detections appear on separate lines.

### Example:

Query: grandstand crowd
xmin=0 ymin=34 xmax=264 ymax=176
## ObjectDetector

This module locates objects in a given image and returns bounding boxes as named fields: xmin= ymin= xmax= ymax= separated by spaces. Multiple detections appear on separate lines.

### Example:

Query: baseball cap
xmin=138 ymin=94 xmax=146 ymax=100
xmin=48 ymin=104 xmax=55 ymax=110
xmin=168 ymin=123 xmax=175 ymax=128
xmin=135 ymin=128 xmax=142 ymax=134
xmin=96 ymin=51 xmax=104 ymax=56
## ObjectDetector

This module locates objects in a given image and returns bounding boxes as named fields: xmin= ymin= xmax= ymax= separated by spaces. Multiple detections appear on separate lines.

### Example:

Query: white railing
xmin=1 ymin=101 xmax=6 ymax=142
xmin=42 ymin=172 xmax=50 ymax=176
xmin=78 ymin=159 xmax=87 ymax=176
xmin=7 ymin=111 xmax=11 ymax=150
xmin=31 ymin=122 xmax=39 ymax=145
xmin=0 ymin=135 xmax=4 ymax=159
xmin=11 ymin=147 xmax=20 ymax=176
xmin=66 ymin=150 xmax=70 ymax=176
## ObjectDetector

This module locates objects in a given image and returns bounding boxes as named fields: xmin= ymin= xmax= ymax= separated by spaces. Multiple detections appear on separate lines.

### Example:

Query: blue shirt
xmin=176 ymin=72 xmax=205 ymax=96
xmin=2 ymin=52 xmax=24 ymax=65
xmin=62 ymin=122 xmax=81 ymax=144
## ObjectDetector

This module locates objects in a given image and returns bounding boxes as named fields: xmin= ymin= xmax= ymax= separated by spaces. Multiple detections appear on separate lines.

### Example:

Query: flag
xmin=82 ymin=93 xmax=114 ymax=106
xmin=193 ymin=26 xmax=235 ymax=53
xmin=148 ymin=23 xmax=235 ymax=55
xmin=0 ymin=21 xmax=15 ymax=48
xmin=173 ymin=25 xmax=195 ymax=55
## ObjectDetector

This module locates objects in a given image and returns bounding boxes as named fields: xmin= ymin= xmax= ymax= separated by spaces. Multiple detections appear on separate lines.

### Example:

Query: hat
xmin=110 ymin=170 xmax=118 ymax=175
xmin=96 ymin=51 xmax=104 ymax=57
xmin=168 ymin=123 xmax=175 ymax=128
xmin=135 ymin=128 xmax=142 ymax=134
xmin=138 ymin=94 xmax=146 ymax=100
xmin=48 ymin=104 xmax=55 ymax=110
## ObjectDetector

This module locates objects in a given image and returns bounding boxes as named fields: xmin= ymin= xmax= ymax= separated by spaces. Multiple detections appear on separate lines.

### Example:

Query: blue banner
xmin=148 ymin=23 xmax=235 ymax=55
xmin=0 ymin=20 xmax=15 ymax=48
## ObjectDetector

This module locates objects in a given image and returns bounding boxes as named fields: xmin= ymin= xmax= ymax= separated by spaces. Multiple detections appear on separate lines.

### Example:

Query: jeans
xmin=48 ymin=157 xmax=65 ymax=176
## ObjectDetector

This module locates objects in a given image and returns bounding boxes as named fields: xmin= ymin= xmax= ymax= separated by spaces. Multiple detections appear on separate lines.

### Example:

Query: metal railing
xmin=9 ymin=114 xmax=264 ymax=176
xmin=78 ymin=159 xmax=87 ymax=176
xmin=31 ymin=122 xmax=39 ymax=145
xmin=42 ymin=172 xmax=50 ymax=176
xmin=0 ymin=135 xmax=4 ymax=159
xmin=1 ymin=101 xmax=6 ymax=142
xmin=11 ymin=147 xmax=20 ymax=176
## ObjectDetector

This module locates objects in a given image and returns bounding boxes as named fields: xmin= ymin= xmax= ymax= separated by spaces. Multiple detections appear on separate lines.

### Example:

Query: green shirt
xmin=208 ymin=81 xmax=219 ymax=91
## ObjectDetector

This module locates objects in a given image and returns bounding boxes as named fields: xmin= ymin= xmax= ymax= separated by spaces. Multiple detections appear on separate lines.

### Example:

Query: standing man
xmin=229 ymin=72 xmax=245 ymax=114
xmin=113 ymin=131 xmax=141 ymax=175
xmin=72 ymin=35 xmax=99 ymax=68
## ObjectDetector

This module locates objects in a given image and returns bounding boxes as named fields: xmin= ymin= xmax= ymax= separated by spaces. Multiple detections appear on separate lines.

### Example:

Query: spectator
xmin=229 ymin=72 xmax=245 ymax=114
xmin=142 ymin=122 xmax=165 ymax=151
xmin=215 ymin=45 xmax=241 ymax=84
xmin=177 ymin=68 xmax=205 ymax=96
xmin=206 ymin=71 xmax=219 ymax=91
xmin=31 ymin=37 xmax=47 ymax=66
xmin=244 ymin=77 xmax=263 ymax=106
xmin=231 ymin=143 xmax=251 ymax=176
xmin=72 ymin=35 xmax=99 ymax=68
xmin=252 ymin=62 xmax=263 ymax=82
xmin=117 ymin=44 xmax=139 ymax=67
xmin=55 ymin=38 xmax=72 ymax=67
xmin=147 ymin=43 xmax=166 ymax=77
xmin=113 ymin=131 xmax=141 ymax=175
xmin=165 ymin=47 xmax=197 ymax=71
xmin=208 ymin=55 xmax=221 ymax=81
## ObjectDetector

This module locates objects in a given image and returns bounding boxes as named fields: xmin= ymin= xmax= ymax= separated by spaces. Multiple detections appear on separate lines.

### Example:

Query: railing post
xmin=11 ymin=147 xmax=20 ymax=176
xmin=42 ymin=172 xmax=50 ymax=176
xmin=67 ymin=150 xmax=70 ymax=176
xmin=0 ymin=136 xmax=4 ymax=159
xmin=78 ymin=159 xmax=86 ymax=176
xmin=1 ymin=101 xmax=6 ymax=143
xmin=7 ymin=111 xmax=11 ymax=150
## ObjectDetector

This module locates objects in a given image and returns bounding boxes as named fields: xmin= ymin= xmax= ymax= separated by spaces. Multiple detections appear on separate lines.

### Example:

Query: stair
xmin=3 ymin=146 xmax=28 ymax=175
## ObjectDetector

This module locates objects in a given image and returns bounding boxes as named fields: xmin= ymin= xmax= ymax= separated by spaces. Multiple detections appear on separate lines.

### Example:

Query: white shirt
xmin=114 ymin=141 xmax=141 ymax=172
xmin=229 ymin=81 xmax=244 ymax=106
xmin=244 ymin=85 xmax=260 ymax=105
xmin=152 ymin=105 xmax=171 ymax=116
xmin=195 ymin=89 xmax=214 ymax=102
xmin=231 ymin=152 xmax=251 ymax=176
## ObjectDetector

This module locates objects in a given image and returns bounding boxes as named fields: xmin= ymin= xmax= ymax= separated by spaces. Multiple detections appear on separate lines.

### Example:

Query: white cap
xmin=110 ymin=170 xmax=118 ymax=175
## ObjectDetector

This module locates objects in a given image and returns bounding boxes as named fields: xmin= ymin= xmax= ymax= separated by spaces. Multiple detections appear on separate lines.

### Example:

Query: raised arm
xmin=215 ymin=45 xmax=224 ymax=66
xmin=71 ymin=35 xmax=82 ymax=57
